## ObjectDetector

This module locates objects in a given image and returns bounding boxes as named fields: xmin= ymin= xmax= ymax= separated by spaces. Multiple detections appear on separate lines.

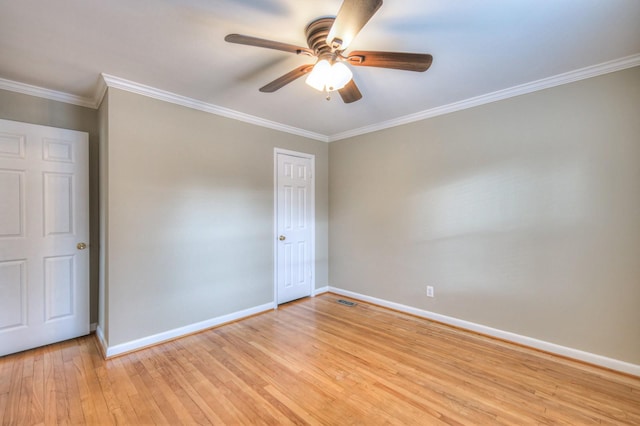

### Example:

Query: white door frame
xmin=273 ymin=148 xmax=315 ymax=306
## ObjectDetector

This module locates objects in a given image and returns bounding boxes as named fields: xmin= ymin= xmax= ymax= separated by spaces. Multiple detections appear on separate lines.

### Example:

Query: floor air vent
xmin=337 ymin=299 xmax=357 ymax=307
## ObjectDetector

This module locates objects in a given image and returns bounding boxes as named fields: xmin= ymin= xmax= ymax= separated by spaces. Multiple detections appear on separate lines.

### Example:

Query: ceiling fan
xmin=224 ymin=0 xmax=433 ymax=103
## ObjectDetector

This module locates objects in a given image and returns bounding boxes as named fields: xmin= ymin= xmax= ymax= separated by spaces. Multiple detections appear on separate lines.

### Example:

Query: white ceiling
xmin=1 ymin=0 xmax=639 ymax=140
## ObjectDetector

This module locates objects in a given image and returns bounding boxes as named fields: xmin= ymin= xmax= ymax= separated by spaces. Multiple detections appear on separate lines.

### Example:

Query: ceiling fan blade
xmin=346 ymin=51 xmax=433 ymax=72
xmin=327 ymin=0 xmax=383 ymax=51
xmin=338 ymin=79 xmax=362 ymax=103
xmin=259 ymin=65 xmax=314 ymax=93
xmin=225 ymin=34 xmax=313 ymax=56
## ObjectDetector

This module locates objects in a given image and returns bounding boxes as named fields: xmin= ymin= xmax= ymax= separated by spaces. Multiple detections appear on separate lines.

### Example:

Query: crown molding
xmin=0 ymin=77 xmax=97 ymax=109
xmin=100 ymin=74 xmax=329 ymax=142
xmin=92 ymin=76 xmax=108 ymax=109
xmin=1 ymin=54 xmax=637 ymax=142
xmin=328 ymin=54 xmax=640 ymax=142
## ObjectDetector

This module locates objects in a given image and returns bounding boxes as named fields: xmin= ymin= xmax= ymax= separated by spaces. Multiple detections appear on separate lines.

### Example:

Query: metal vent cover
xmin=337 ymin=299 xmax=357 ymax=307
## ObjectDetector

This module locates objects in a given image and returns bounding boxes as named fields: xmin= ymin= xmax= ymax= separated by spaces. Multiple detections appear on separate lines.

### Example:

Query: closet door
xmin=275 ymin=150 xmax=314 ymax=305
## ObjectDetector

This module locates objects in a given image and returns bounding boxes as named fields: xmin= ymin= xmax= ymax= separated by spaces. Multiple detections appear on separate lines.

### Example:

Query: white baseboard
xmin=100 ymin=302 xmax=276 ymax=358
xmin=90 ymin=322 xmax=97 ymax=332
xmin=95 ymin=324 xmax=107 ymax=357
xmin=328 ymin=286 xmax=640 ymax=377
xmin=313 ymin=285 xmax=329 ymax=296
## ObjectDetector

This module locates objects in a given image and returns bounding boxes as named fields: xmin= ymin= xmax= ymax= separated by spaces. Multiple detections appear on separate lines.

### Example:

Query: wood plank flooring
xmin=1 ymin=293 xmax=639 ymax=425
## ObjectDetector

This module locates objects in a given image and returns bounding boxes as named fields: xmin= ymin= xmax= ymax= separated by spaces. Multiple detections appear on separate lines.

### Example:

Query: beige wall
xmin=97 ymin=92 xmax=109 ymax=340
xmin=103 ymin=88 xmax=329 ymax=346
xmin=329 ymin=66 xmax=640 ymax=364
xmin=0 ymin=89 xmax=100 ymax=325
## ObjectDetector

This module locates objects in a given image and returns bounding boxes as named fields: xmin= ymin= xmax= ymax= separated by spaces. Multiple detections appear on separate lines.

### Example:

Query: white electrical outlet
xmin=426 ymin=286 xmax=434 ymax=298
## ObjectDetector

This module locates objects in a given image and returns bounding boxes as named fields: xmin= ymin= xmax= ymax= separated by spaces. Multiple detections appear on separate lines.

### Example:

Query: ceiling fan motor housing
xmin=305 ymin=18 xmax=340 ymax=63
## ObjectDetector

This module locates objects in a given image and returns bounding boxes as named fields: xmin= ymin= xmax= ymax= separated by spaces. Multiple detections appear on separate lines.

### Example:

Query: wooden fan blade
xmin=259 ymin=65 xmax=314 ymax=93
xmin=346 ymin=51 xmax=433 ymax=72
xmin=338 ymin=79 xmax=362 ymax=103
xmin=225 ymin=34 xmax=313 ymax=56
xmin=327 ymin=0 xmax=383 ymax=51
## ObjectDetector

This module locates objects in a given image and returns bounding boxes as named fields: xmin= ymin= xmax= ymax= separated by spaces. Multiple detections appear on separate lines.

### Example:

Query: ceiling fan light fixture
xmin=305 ymin=59 xmax=331 ymax=91
xmin=327 ymin=61 xmax=353 ymax=91
xmin=305 ymin=60 xmax=353 ymax=92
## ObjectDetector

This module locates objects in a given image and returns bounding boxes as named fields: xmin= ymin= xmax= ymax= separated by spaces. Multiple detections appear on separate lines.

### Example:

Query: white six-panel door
xmin=0 ymin=119 xmax=89 ymax=357
xmin=275 ymin=151 xmax=314 ymax=304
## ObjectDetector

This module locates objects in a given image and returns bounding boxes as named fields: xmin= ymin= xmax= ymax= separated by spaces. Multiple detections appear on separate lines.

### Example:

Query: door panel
xmin=0 ymin=169 xmax=24 ymax=237
xmin=44 ymin=172 xmax=75 ymax=236
xmin=276 ymin=152 xmax=314 ymax=304
xmin=0 ymin=119 xmax=89 ymax=357
xmin=44 ymin=255 xmax=75 ymax=320
xmin=0 ymin=260 xmax=27 ymax=330
xmin=0 ymin=132 xmax=25 ymax=158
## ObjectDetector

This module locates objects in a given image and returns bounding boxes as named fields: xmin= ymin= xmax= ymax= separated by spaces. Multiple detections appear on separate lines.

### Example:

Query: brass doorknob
xmin=77 ymin=242 xmax=87 ymax=250
xmin=279 ymin=235 xmax=286 ymax=241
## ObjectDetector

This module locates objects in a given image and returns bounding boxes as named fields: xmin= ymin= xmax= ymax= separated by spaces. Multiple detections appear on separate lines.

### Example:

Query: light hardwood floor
xmin=1 ymin=293 xmax=639 ymax=425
